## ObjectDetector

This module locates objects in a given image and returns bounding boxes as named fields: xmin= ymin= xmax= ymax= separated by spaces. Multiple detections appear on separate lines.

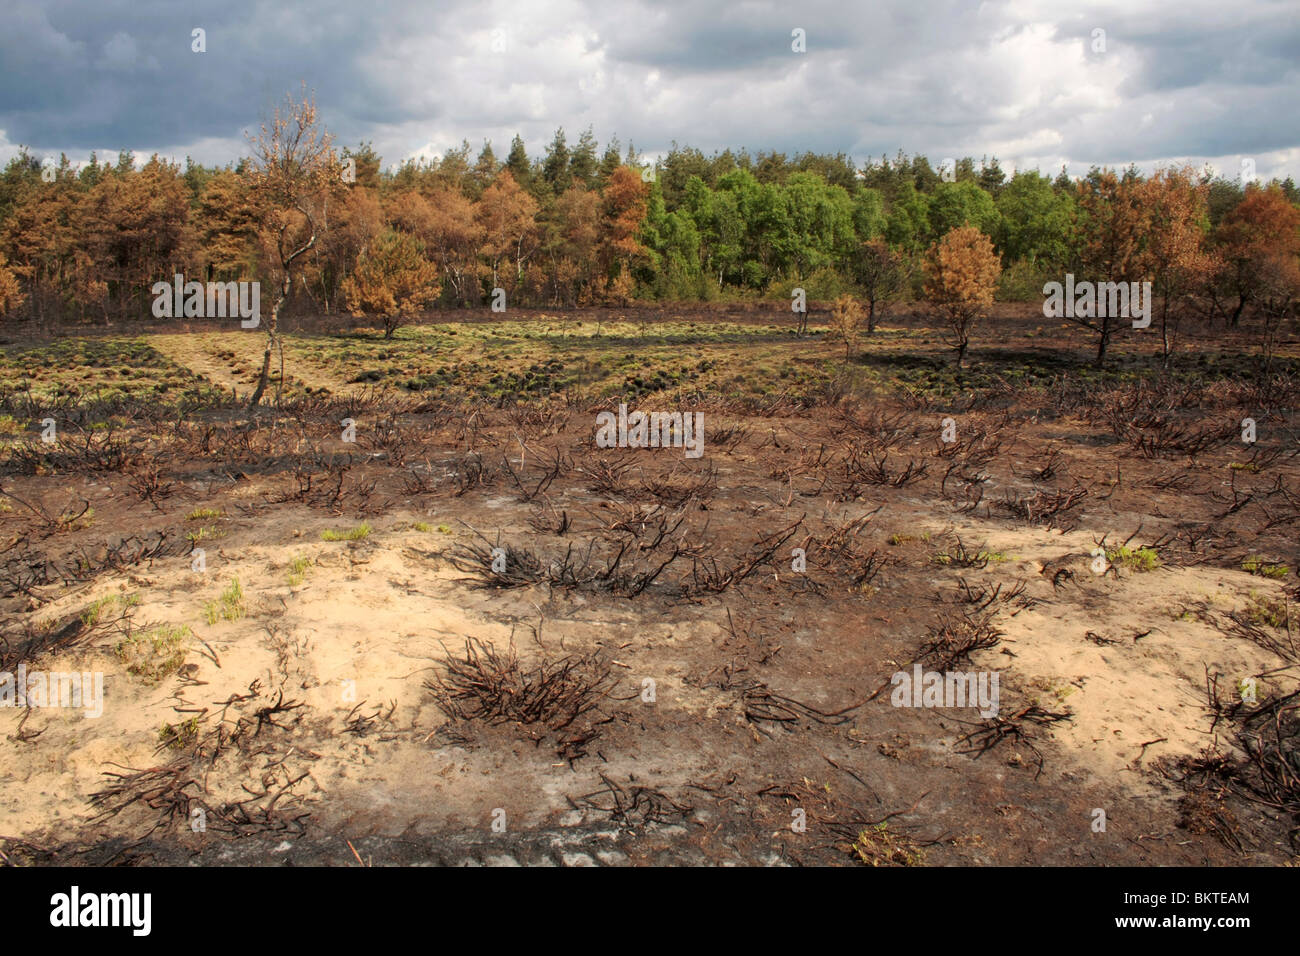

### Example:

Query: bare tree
xmin=245 ymin=87 xmax=343 ymax=407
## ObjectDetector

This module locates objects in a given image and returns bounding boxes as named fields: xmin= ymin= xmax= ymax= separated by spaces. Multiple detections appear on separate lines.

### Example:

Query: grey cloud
xmin=0 ymin=0 xmax=1295 ymax=182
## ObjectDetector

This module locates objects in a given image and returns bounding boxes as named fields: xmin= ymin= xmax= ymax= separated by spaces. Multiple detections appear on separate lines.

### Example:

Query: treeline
xmin=1 ymin=122 xmax=1298 ymax=341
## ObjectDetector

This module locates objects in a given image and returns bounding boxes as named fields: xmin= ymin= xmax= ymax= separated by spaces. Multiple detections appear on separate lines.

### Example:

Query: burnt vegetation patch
xmin=2 ymin=301 xmax=1299 ymax=865
xmin=425 ymin=637 xmax=620 ymax=762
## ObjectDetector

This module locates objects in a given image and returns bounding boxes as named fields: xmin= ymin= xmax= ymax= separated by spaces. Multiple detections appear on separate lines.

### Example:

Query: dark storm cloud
xmin=0 ymin=0 xmax=381 ymax=155
xmin=0 ymin=0 xmax=1296 ymax=181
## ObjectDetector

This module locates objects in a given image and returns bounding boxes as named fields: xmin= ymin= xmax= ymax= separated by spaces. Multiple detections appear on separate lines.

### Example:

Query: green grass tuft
xmin=1106 ymin=545 xmax=1160 ymax=572
xmin=116 ymin=624 xmax=190 ymax=684
xmin=322 ymin=523 xmax=372 ymax=541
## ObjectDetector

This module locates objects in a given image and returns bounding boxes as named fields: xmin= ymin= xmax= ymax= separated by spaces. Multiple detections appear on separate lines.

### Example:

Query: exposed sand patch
xmin=901 ymin=517 xmax=1295 ymax=796
xmin=150 ymin=332 xmax=353 ymax=398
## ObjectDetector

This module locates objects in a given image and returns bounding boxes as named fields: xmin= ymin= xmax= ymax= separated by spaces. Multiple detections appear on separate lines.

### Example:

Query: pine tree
xmin=341 ymin=228 xmax=440 ymax=338
xmin=569 ymin=127 xmax=598 ymax=188
xmin=505 ymin=135 xmax=531 ymax=186
xmin=926 ymin=225 xmax=1002 ymax=367
xmin=542 ymin=128 xmax=570 ymax=192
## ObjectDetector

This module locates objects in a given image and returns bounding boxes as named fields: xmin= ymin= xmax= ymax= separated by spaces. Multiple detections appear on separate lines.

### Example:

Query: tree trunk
xmin=1160 ymin=301 xmax=1171 ymax=369
xmin=248 ymin=279 xmax=288 ymax=408
xmin=249 ymin=341 xmax=273 ymax=408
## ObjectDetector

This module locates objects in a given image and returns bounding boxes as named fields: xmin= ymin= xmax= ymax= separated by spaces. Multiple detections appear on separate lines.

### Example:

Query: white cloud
xmin=0 ymin=0 xmax=1296 ymax=181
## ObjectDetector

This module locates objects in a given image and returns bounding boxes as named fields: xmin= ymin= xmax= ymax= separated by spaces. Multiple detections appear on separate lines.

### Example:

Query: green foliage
xmin=322 ymin=523 xmax=372 ymax=541
xmin=158 ymin=716 xmax=200 ymax=750
xmin=884 ymin=182 xmax=931 ymax=253
xmin=1242 ymin=592 xmax=1291 ymax=629
xmin=1242 ymin=556 xmax=1290 ymax=579
xmin=287 ymin=554 xmax=313 ymax=586
xmin=81 ymin=592 xmax=139 ymax=627
xmin=7 ymin=132 xmax=1299 ymax=321
xmin=928 ymin=181 xmax=1001 ymax=241
xmin=1106 ymin=545 xmax=1161 ymax=572
xmin=116 ymin=624 xmax=190 ymax=684
xmin=995 ymin=171 xmax=1076 ymax=267
xmin=204 ymin=577 xmax=246 ymax=623
xmin=997 ymin=259 xmax=1055 ymax=302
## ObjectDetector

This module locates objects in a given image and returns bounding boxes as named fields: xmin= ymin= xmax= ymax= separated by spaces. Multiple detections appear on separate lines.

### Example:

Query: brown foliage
xmin=925 ymin=225 xmax=1001 ymax=366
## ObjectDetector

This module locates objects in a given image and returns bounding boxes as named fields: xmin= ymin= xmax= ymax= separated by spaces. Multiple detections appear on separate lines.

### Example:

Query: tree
xmin=342 ymin=142 xmax=383 ymax=190
xmin=659 ymin=143 xmax=712 ymax=208
xmin=341 ymin=228 xmax=440 ymax=338
xmin=884 ymin=182 xmax=931 ymax=253
xmin=430 ymin=141 xmax=472 ymax=194
xmin=245 ymin=87 xmax=344 ymax=406
xmin=388 ymin=188 xmax=482 ymax=306
xmin=183 ymin=156 xmax=213 ymax=209
xmin=927 ymin=181 xmax=1000 ymax=242
xmin=197 ymin=170 xmax=258 ymax=282
xmin=1071 ymin=169 xmax=1146 ymax=366
xmin=1253 ymin=248 xmax=1300 ymax=367
xmin=851 ymin=188 xmax=887 ymax=242
xmin=600 ymin=165 xmax=649 ymax=298
xmin=1205 ymin=175 xmax=1244 ymax=228
xmin=3 ymin=158 xmax=81 ymax=326
xmin=779 ymin=172 xmax=857 ymax=279
xmin=0 ymin=149 xmax=42 ymax=227
xmin=476 ymin=170 xmax=539 ymax=294
xmin=1053 ymin=165 xmax=1073 ymax=194
xmin=978 ymin=157 xmax=1006 ymax=196
xmin=995 ymin=170 xmax=1074 ymax=267
xmin=597 ymin=136 xmax=623 ymax=186
xmin=926 ymin=226 xmax=1001 ymax=367
xmin=301 ymin=184 xmax=382 ymax=314
xmin=76 ymin=155 xmax=192 ymax=323
xmin=505 ymin=135 xmax=532 ymax=188
xmin=0 ymin=251 xmax=24 ymax=316
xmin=470 ymin=141 xmax=499 ymax=198
xmin=1132 ymin=166 xmax=1212 ymax=365
xmin=569 ymin=127 xmax=598 ymax=189
xmin=541 ymin=128 xmax=570 ymax=192
xmin=684 ymin=176 xmax=743 ymax=288
xmin=853 ymin=238 xmax=910 ymax=333
xmin=639 ymin=197 xmax=706 ymax=300
xmin=1212 ymin=184 xmax=1300 ymax=327
xmin=828 ymin=294 xmax=864 ymax=358
xmin=547 ymin=183 xmax=601 ymax=304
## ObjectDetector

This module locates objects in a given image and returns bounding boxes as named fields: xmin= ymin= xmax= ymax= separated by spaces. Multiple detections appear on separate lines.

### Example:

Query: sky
xmin=2 ymin=0 xmax=1298 ymax=182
